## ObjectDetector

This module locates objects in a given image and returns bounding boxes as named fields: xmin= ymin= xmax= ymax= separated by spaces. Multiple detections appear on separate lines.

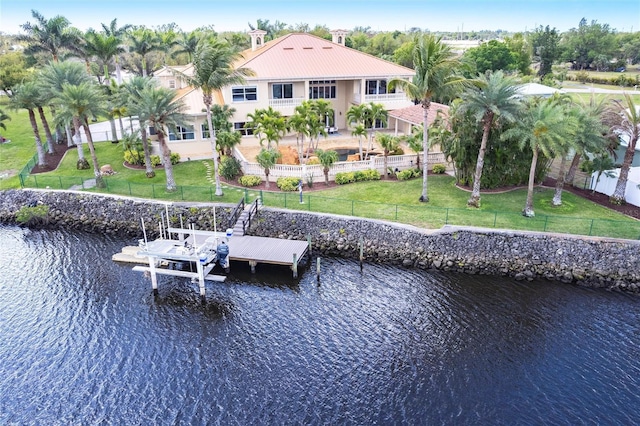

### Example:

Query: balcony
xmin=269 ymin=97 xmax=305 ymax=108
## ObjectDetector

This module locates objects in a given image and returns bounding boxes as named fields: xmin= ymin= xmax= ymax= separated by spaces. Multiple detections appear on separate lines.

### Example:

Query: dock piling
xmin=292 ymin=253 xmax=298 ymax=278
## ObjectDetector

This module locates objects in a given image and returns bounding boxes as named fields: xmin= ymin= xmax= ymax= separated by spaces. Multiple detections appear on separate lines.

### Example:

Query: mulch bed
xmin=30 ymin=144 xmax=75 ymax=174
xmin=30 ymin=151 xmax=640 ymax=220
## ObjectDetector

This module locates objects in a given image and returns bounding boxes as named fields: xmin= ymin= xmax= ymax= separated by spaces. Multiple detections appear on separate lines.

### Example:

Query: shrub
xmin=150 ymin=155 xmax=162 ymax=167
xmin=276 ymin=176 xmax=301 ymax=191
xmin=220 ymin=156 xmax=242 ymax=180
xmin=170 ymin=152 xmax=180 ymax=165
xmin=16 ymin=204 xmax=49 ymax=226
xmin=336 ymin=169 xmax=380 ymax=184
xmin=397 ymin=169 xmax=416 ymax=180
xmin=335 ymin=172 xmax=356 ymax=184
xmin=306 ymin=158 xmax=320 ymax=165
xmin=432 ymin=163 xmax=446 ymax=174
xmin=239 ymin=175 xmax=262 ymax=187
xmin=123 ymin=150 xmax=144 ymax=166
xmin=390 ymin=146 xmax=404 ymax=155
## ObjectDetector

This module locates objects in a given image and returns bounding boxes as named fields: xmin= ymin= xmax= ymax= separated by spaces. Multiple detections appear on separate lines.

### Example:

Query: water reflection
xmin=0 ymin=225 xmax=639 ymax=424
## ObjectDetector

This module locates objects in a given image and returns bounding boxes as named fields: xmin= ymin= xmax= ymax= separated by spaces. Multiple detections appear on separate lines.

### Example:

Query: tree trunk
xmin=115 ymin=57 xmax=123 ymax=85
xmin=205 ymin=103 xmax=223 ymax=196
xmin=72 ymin=120 xmax=88 ymax=169
xmin=140 ymin=124 xmax=155 ymax=178
xmin=383 ymin=153 xmax=389 ymax=180
xmin=420 ymin=104 xmax=430 ymax=202
xmin=265 ymin=169 xmax=270 ymax=189
xmin=523 ymin=147 xmax=538 ymax=217
xmin=610 ymin=135 xmax=638 ymax=204
xmin=324 ymin=167 xmax=329 ymax=186
xmin=109 ymin=116 xmax=119 ymax=143
xmin=82 ymin=120 xmax=105 ymax=188
xmin=38 ymin=107 xmax=55 ymax=154
xmin=552 ymin=154 xmax=568 ymax=206
xmin=29 ymin=109 xmax=46 ymax=167
xmin=564 ymin=152 xmax=581 ymax=186
xmin=158 ymin=133 xmax=176 ymax=192
xmin=468 ymin=116 xmax=492 ymax=208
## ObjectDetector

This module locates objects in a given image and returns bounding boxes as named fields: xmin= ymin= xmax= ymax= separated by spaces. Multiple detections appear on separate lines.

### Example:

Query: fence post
xmin=543 ymin=215 xmax=549 ymax=232
xmin=284 ymin=192 xmax=287 ymax=208
xmin=493 ymin=211 xmax=497 ymax=228
xmin=210 ymin=187 xmax=213 ymax=201
xmin=352 ymin=200 xmax=354 ymax=216
xmin=180 ymin=186 xmax=184 ymax=201
xmin=150 ymin=184 xmax=154 ymax=198
xmin=58 ymin=176 xmax=62 ymax=189
xmin=395 ymin=204 xmax=398 ymax=221
xmin=19 ymin=173 xmax=24 ymax=188
xmin=445 ymin=208 xmax=449 ymax=225
xmin=589 ymin=219 xmax=594 ymax=236
xmin=244 ymin=188 xmax=248 ymax=203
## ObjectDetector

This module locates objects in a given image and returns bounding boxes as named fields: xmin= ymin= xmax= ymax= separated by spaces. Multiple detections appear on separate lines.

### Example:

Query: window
xmin=234 ymin=122 xmax=254 ymax=136
xmin=168 ymin=80 xmax=176 ymax=89
xmin=309 ymin=80 xmax=336 ymax=99
xmin=232 ymin=86 xmax=257 ymax=102
xmin=201 ymin=123 xmax=210 ymax=139
xmin=366 ymin=79 xmax=394 ymax=95
xmin=148 ymin=126 xmax=157 ymax=136
xmin=272 ymin=83 xmax=293 ymax=99
xmin=168 ymin=125 xmax=195 ymax=140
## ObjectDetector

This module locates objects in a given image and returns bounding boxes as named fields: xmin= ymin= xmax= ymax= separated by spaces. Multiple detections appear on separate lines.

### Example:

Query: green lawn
xmin=2 ymin=104 xmax=639 ymax=240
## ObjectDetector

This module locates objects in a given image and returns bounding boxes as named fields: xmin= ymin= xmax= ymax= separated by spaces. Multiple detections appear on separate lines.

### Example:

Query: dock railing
xmin=227 ymin=197 xmax=245 ymax=230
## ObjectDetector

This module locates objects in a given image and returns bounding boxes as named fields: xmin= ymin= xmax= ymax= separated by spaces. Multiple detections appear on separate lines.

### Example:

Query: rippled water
xmin=1 ymin=225 xmax=639 ymax=425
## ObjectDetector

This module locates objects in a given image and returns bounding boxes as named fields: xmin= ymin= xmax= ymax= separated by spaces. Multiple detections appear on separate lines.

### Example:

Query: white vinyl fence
xmin=590 ymin=167 xmax=640 ymax=207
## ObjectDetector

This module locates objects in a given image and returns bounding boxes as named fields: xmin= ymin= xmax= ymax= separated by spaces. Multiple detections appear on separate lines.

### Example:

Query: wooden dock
xmin=176 ymin=228 xmax=309 ymax=275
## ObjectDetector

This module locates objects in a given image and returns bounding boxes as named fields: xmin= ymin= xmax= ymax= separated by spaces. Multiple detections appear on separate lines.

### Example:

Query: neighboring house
xmin=590 ymin=166 xmax=640 ymax=207
xmin=151 ymin=30 xmax=415 ymax=160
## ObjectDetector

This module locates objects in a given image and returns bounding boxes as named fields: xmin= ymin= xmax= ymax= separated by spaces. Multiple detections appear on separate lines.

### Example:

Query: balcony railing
xmin=269 ymin=98 xmax=305 ymax=108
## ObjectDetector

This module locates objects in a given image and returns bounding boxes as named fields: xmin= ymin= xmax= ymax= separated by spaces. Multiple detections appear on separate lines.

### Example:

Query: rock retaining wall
xmin=0 ymin=190 xmax=638 ymax=293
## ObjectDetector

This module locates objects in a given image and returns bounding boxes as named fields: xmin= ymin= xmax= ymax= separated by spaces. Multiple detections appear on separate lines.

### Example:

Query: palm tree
xmin=552 ymin=100 xmax=607 ymax=206
xmin=564 ymin=96 xmax=608 ymax=186
xmin=83 ymin=30 xmax=122 ymax=83
xmin=363 ymin=102 xmax=388 ymax=154
xmin=9 ymin=82 xmax=47 ymax=167
xmin=346 ymin=104 xmax=367 ymax=159
xmin=376 ymin=132 xmax=400 ymax=180
xmin=38 ymin=61 xmax=94 ymax=164
xmin=136 ymin=86 xmax=189 ymax=191
xmin=174 ymin=39 xmax=254 ymax=196
xmin=390 ymin=35 xmax=464 ymax=202
xmin=101 ymin=19 xmax=132 ymax=84
xmin=120 ymin=76 xmax=156 ymax=177
xmin=256 ymin=148 xmax=281 ymax=189
xmin=456 ymin=70 xmax=521 ymax=207
xmin=216 ymin=130 xmax=242 ymax=157
xmin=289 ymin=104 xmax=312 ymax=163
xmin=172 ymin=31 xmax=203 ymax=63
xmin=502 ymin=99 xmax=573 ymax=217
xmin=602 ymin=93 xmax=640 ymax=205
xmin=315 ymin=149 xmax=339 ymax=185
xmin=405 ymin=124 xmax=424 ymax=169
xmin=18 ymin=10 xmax=79 ymax=62
xmin=247 ymin=107 xmax=288 ymax=149
xmin=128 ymin=28 xmax=161 ymax=77
xmin=53 ymin=82 xmax=107 ymax=187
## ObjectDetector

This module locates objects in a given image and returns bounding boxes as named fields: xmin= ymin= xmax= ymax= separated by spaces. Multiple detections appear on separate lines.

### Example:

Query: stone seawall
xmin=1 ymin=190 xmax=638 ymax=293
xmin=247 ymin=209 xmax=640 ymax=293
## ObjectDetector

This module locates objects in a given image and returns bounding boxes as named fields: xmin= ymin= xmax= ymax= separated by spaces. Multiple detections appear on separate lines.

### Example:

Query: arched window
xmin=257 ymin=37 xmax=262 ymax=46
xmin=338 ymin=36 xmax=342 ymax=44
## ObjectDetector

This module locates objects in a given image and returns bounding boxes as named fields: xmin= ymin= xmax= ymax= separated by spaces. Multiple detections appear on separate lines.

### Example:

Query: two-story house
xmin=151 ymin=29 xmax=416 ymax=160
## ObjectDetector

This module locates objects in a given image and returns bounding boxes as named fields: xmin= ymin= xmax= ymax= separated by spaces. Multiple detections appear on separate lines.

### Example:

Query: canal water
xmin=1 ymin=225 xmax=639 ymax=424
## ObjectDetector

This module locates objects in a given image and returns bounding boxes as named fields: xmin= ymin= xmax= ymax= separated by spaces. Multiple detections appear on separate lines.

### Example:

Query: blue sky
xmin=1 ymin=0 xmax=638 ymax=35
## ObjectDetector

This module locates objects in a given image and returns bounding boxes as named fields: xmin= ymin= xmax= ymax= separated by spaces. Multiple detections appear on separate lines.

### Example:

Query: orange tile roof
xmin=235 ymin=33 xmax=415 ymax=80
xmin=389 ymin=102 xmax=450 ymax=126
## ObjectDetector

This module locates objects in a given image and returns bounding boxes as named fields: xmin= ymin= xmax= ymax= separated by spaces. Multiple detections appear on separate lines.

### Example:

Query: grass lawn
xmin=3 ymin=104 xmax=639 ymax=240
